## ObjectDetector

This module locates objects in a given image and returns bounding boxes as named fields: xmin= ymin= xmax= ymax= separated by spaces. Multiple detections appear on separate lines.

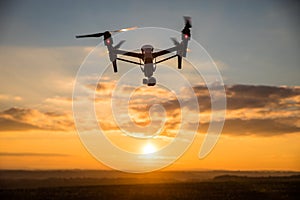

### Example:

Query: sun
xmin=143 ymin=143 xmax=156 ymax=154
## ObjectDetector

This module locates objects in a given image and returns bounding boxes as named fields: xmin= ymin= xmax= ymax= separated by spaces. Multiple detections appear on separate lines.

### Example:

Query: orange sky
xmin=0 ymin=74 xmax=299 ymax=171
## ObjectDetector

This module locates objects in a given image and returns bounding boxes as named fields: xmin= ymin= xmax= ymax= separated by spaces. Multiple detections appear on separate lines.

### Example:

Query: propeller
xmin=114 ymin=40 xmax=125 ymax=49
xmin=183 ymin=16 xmax=192 ymax=28
xmin=75 ymin=32 xmax=105 ymax=38
xmin=75 ymin=26 xmax=138 ymax=39
xmin=182 ymin=16 xmax=192 ymax=37
xmin=110 ymin=26 xmax=138 ymax=33
xmin=170 ymin=37 xmax=180 ymax=46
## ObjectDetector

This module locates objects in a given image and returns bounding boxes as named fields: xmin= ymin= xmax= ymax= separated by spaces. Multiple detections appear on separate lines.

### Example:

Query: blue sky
xmin=1 ymin=0 xmax=299 ymax=86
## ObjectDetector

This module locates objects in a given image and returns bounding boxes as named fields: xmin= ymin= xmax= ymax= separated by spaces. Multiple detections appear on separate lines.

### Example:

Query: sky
xmin=0 ymin=0 xmax=299 ymax=171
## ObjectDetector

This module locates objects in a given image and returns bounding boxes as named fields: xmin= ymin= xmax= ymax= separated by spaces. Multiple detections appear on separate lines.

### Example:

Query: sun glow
xmin=143 ymin=143 xmax=156 ymax=154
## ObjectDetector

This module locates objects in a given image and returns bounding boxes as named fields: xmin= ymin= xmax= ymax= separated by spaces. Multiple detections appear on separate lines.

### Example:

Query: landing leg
xmin=178 ymin=55 xmax=182 ymax=69
xmin=143 ymin=78 xmax=148 ymax=85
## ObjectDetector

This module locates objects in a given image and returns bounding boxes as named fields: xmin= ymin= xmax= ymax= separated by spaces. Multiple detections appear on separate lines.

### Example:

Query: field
xmin=0 ymin=170 xmax=299 ymax=200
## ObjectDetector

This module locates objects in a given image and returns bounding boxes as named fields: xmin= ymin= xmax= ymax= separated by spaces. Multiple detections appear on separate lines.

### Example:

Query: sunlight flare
xmin=142 ymin=143 xmax=156 ymax=154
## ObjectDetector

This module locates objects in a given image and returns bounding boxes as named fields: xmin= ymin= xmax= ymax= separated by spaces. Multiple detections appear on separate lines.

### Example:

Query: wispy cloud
xmin=92 ymin=83 xmax=300 ymax=137
xmin=0 ymin=152 xmax=70 ymax=157
xmin=0 ymin=117 xmax=41 ymax=131
xmin=0 ymin=94 xmax=22 ymax=101
xmin=0 ymin=107 xmax=74 ymax=131
xmin=1 ymin=84 xmax=299 ymax=137
xmin=197 ymin=118 xmax=300 ymax=136
xmin=226 ymin=85 xmax=300 ymax=110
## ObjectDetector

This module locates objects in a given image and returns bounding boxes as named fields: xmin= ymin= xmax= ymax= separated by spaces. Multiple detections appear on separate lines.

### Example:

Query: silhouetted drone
xmin=76 ymin=17 xmax=191 ymax=86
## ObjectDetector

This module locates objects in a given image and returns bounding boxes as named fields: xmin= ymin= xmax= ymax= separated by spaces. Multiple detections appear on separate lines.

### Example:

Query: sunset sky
xmin=0 ymin=0 xmax=299 ymax=171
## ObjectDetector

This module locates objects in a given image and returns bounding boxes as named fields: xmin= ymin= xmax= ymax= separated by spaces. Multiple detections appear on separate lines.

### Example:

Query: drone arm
xmin=155 ymin=54 xmax=182 ymax=69
xmin=155 ymin=54 xmax=178 ymax=64
xmin=106 ymin=46 xmax=142 ymax=72
xmin=115 ymin=49 xmax=143 ymax=59
xmin=152 ymin=46 xmax=178 ymax=58
xmin=116 ymin=57 xmax=142 ymax=66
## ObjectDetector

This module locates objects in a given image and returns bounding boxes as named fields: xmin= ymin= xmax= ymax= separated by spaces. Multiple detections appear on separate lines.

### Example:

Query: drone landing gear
xmin=142 ymin=77 xmax=156 ymax=86
xmin=143 ymin=78 xmax=148 ymax=85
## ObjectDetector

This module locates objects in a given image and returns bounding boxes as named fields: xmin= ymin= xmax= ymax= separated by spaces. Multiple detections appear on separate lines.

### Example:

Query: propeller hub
xmin=104 ymin=31 xmax=112 ymax=40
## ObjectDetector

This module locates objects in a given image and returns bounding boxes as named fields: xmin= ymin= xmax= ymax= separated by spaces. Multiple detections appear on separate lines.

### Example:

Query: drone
xmin=76 ymin=17 xmax=191 ymax=86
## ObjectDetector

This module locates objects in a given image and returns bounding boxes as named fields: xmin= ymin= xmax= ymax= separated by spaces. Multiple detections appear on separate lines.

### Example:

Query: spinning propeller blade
xmin=114 ymin=40 xmax=126 ymax=49
xmin=170 ymin=37 xmax=180 ymax=46
xmin=76 ymin=27 xmax=138 ymax=39
xmin=182 ymin=16 xmax=192 ymax=37
xmin=75 ymin=32 xmax=105 ymax=38
xmin=110 ymin=26 xmax=138 ymax=33
xmin=183 ymin=16 xmax=192 ymax=28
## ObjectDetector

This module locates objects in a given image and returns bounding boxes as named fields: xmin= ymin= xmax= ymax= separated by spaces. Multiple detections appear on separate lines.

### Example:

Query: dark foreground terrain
xmin=0 ymin=171 xmax=299 ymax=200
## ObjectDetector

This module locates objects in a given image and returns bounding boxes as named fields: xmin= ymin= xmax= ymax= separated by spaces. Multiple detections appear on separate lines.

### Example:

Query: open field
xmin=0 ymin=170 xmax=299 ymax=200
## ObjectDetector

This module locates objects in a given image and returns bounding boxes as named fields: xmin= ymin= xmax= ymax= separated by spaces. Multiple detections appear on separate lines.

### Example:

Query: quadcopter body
xmin=76 ymin=17 xmax=192 ymax=86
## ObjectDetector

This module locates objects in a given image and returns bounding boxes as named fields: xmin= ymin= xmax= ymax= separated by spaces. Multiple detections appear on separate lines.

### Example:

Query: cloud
xmin=1 ymin=84 xmax=298 ymax=137
xmin=0 ymin=107 xmax=74 ymax=131
xmin=192 ymin=84 xmax=300 ymax=111
xmin=0 ymin=152 xmax=70 ymax=157
xmin=0 ymin=94 xmax=22 ymax=101
xmin=91 ymin=82 xmax=300 ymax=137
xmin=44 ymin=96 xmax=73 ymax=104
xmin=0 ymin=46 xmax=84 ymax=110
xmin=0 ymin=117 xmax=41 ymax=131
xmin=198 ymin=117 xmax=300 ymax=136
xmin=196 ymin=85 xmax=300 ymax=136
xmin=0 ymin=94 xmax=24 ymax=110
xmin=133 ymin=84 xmax=300 ymax=136
xmin=226 ymin=85 xmax=300 ymax=110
